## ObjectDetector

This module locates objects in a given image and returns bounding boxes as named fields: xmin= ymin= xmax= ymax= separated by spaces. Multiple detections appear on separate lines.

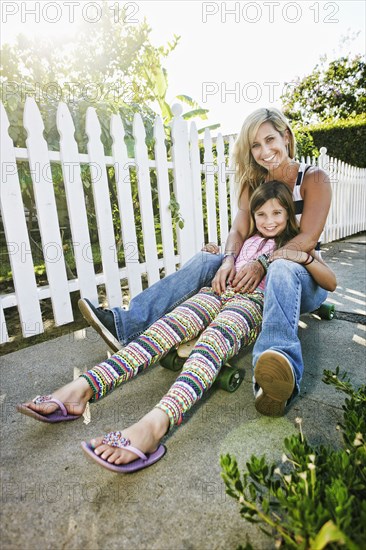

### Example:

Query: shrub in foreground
xmin=220 ymin=368 xmax=366 ymax=549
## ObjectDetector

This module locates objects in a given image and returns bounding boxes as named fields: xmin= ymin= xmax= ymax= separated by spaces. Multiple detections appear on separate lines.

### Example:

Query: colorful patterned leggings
xmin=81 ymin=287 xmax=264 ymax=429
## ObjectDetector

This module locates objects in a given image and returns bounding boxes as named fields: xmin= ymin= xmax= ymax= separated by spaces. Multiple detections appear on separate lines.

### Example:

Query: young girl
xmin=17 ymin=181 xmax=336 ymax=473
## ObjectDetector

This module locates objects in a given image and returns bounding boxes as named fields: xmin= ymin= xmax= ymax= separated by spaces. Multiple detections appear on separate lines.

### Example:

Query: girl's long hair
xmin=248 ymin=181 xmax=299 ymax=249
xmin=231 ymin=107 xmax=296 ymax=202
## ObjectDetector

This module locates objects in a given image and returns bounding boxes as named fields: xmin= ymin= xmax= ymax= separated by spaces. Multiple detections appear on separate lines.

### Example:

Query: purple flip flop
xmin=16 ymin=395 xmax=82 ymax=423
xmin=81 ymin=435 xmax=166 ymax=473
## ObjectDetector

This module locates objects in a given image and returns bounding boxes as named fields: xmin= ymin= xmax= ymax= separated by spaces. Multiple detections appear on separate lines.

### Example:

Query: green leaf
xmin=310 ymin=520 xmax=356 ymax=550
xmin=161 ymin=100 xmax=173 ymax=121
xmin=182 ymin=109 xmax=209 ymax=121
xmin=176 ymin=94 xmax=200 ymax=108
xmin=197 ymin=124 xmax=221 ymax=134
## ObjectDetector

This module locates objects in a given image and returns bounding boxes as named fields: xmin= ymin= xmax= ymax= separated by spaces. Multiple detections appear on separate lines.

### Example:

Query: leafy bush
xmin=281 ymin=54 xmax=366 ymax=125
xmin=293 ymin=128 xmax=319 ymax=161
xmin=220 ymin=368 xmax=366 ymax=549
xmin=297 ymin=115 xmax=366 ymax=168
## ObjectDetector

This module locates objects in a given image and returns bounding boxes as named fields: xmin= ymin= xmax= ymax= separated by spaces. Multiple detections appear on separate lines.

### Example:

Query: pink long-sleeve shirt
xmin=234 ymin=234 xmax=276 ymax=291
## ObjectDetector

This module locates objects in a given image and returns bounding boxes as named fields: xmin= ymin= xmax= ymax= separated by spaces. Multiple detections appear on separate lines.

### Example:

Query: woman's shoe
xmin=78 ymin=298 xmax=121 ymax=352
xmin=254 ymin=350 xmax=295 ymax=417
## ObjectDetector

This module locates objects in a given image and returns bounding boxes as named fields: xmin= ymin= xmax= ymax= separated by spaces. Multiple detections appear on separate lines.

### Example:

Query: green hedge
xmin=301 ymin=115 xmax=366 ymax=168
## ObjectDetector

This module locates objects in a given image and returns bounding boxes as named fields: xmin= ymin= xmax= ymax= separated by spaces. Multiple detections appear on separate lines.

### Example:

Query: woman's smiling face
xmin=250 ymin=121 xmax=289 ymax=170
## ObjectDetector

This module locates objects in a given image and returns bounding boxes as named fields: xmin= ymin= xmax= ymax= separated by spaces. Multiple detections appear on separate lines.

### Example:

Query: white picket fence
xmin=1 ymin=99 xmax=365 ymax=344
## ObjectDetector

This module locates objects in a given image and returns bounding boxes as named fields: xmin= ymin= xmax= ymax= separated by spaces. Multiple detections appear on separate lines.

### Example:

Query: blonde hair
xmin=232 ymin=108 xmax=296 ymax=201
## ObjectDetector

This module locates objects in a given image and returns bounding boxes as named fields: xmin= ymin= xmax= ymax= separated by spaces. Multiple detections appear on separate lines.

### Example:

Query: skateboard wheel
xmin=160 ymin=350 xmax=185 ymax=371
xmin=216 ymin=364 xmax=243 ymax=393
xmin=317 ymin=302 xmax=335 ymax=320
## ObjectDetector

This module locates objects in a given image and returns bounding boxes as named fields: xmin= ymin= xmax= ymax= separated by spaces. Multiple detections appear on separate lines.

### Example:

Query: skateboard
xmin=313 ymin=301 xmax=335 ymax=320
xmin=160 ymin=301 xmax=335 ymax=391
xmin=160 ymin=337 xmax=243 ymax=393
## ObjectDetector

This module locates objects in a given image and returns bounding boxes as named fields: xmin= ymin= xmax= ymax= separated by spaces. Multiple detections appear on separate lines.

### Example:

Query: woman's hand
xmin=201 ymin=242 xmax=220 ymax=254
xmin=272 ymin=248 xmax=310 ymax=264
xmin=212 ymin=257 xmax=236 ymax=294
xmin=231 ymin=261 xmax=265 ymax=293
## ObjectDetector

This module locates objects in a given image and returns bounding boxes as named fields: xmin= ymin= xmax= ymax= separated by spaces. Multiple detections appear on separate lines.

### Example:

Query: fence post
xmin=203 ymin=128 xmax=217 ymax=244
xmin=110 ymin=113 xmax=143 ymax=298
xmin=318 ymin=147 xmax=328 ymax=171
xmin=318 ymin=147 xmax=331 ymax=242
xmin=216 ymin=133 xmax=229 ymax=245
xmin=229 ymin=135 xmax=238 ymax=222
xmin=57 ymin=102 xmax=98 ymax=304
xmin=85 ymin=107 xmax=123 ymax=307
xmin=154 ymin=115 xmax=176 ymax=276
xmin=189 ymin=122 xmax=205 ymax=252
xmin=24 ymin=97 xmax=73 ymax=325
xmin=171 ymin=104 xmax=196 ymax=265
xmin=0 ymin=101 xmax=43 ymax=342
xmin=133 ymin=113 xmax=160 ymax=286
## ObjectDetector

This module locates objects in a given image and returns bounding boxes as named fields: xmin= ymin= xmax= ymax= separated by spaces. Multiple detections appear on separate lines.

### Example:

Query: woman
xmin=79 ymin=107 xmax=332 ymax=415
xmin=211 ymin=107 xmax=331 ymax=414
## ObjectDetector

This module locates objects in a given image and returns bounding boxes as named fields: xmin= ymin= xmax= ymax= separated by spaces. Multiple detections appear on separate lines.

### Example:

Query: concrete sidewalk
xmin=1 ymin=235 xmax=365 ymax=550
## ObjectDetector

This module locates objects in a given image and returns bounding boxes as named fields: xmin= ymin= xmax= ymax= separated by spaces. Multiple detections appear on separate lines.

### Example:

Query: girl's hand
xmin=231 ymin=261 xmax=264 ymax=293
xmin=201 ymin=242 xmax=220 ymax=254
xmin=212 ymin=257 xmax=236 ymax=294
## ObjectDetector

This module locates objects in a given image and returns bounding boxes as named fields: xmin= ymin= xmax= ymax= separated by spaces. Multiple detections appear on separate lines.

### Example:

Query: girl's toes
xmin=107 ymin=450 xmax=122 ymax=463
xmin=93 ymin=444 xmax=109 ymax=456
xmin=114 ymin=452 xmax=129 ymax=465
xmin=92 ymin=442 xmax=124 ymax=463
xmin=94 ymin=444 xmax=107 ymax=456
xmin=90 ymin=437 xmax=104 ymax=451
xmin=100 ymin=447 xmax=115 ymax=460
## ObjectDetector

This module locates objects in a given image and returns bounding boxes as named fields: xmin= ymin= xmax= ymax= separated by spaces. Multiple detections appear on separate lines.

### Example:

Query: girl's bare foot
xmin=90 ymin=408 xmax=170 ymax=465
xmin=21 ymin=378 xmax=93 ymax=417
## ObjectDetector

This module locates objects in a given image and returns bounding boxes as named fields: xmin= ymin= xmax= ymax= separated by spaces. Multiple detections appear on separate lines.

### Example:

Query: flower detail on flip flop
xmin=33 ymin=395 xmax=53 ymax=404
xmin=102 ymin=431 xmax=131 ymax=448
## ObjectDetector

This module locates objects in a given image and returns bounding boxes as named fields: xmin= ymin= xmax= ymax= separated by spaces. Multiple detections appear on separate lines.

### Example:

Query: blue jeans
xmin=252 ymin=259 xmax=327 ymax=395
xmin=111 ymin=252 xmax=223 ymax=345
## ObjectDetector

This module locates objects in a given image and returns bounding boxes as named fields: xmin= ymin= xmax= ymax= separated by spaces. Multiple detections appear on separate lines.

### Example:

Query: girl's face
xmin=254 ymin=198 xmax=288 ymax=238
xmin=250 ymin=121 xmax=289 ymax=169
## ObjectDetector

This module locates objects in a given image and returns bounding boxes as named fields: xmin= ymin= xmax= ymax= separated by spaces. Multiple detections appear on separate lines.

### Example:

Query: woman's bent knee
xmin=266 ymin=259 xmax=306 ymax=292
xmin=268 ymin=258 xmax=304 ymax=276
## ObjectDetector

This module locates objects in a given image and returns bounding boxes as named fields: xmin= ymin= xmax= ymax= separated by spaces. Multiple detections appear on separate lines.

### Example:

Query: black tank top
xmin=292 ymin=162 xmax=322 ymax=250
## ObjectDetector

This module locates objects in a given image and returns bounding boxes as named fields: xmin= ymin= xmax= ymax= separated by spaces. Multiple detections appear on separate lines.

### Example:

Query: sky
xmin=1 ymin=0 xmax=365 ymax=135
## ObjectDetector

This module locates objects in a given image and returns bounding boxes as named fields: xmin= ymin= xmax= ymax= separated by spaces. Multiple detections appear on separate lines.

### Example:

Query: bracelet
xmin=223 ymin=252 xmax=237 ymax=262
xmin=303 ymin=254 xmax=315 ymax=265
xmin=257 ymin=253 xmax=271 ymax=273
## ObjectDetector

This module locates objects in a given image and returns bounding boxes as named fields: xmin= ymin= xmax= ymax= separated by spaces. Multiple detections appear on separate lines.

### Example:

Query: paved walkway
xmin=1 ymin=234 xmax=365 ymax=550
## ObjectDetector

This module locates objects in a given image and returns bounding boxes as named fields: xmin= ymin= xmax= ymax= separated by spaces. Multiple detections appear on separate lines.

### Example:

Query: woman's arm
xmin=271 ymin=166 xmax=332 ymax=260
xmin=276 ymin=249 xmax=337 ymax=291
